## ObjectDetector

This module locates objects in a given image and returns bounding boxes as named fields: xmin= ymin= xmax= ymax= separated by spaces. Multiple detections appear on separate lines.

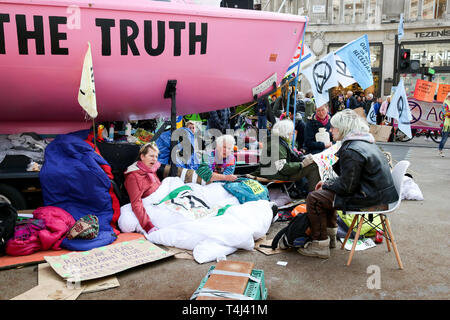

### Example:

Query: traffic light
xmin=399 ymin=49 xmax=411 ymax=73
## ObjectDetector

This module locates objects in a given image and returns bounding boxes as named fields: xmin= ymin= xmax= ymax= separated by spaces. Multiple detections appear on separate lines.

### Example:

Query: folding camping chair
xmin=341 ymin=160 xmax=410 ymax=269
xmin=245 ymin=174 xmax=297 ymax=198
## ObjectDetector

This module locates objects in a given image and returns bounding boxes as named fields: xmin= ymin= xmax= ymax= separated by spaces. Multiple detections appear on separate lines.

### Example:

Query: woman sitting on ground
xmin=304 ymin=103 xmax=332 ymax=154
xmin=298 ymin=109 xmax=399 ymax=259
xmin=196 ymin=134 xmax=238 ymax=183
xmin=251 ymin=119 xmax=320 ymax=192
xmin=124 ymin=142 xmax=162 ymax=234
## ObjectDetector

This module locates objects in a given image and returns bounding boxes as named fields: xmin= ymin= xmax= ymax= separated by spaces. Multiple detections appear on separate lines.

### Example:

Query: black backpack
xmin=0 ymin=201 xmax=18 ymax=255
xmin=271 ymin=213 xmax=311 ymax=249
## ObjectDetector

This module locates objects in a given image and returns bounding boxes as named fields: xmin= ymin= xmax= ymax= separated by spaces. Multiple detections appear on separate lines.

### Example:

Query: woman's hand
xmin=315 ymin=181 xmax=324 ymax=191
xmin=325 ymin=142 xmax=332 ymax=148
xmin=226 ymin=174 xmax=238 ymax=182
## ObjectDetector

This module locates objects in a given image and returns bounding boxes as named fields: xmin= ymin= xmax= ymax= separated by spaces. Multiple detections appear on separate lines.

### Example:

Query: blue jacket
xmin=156 ymin=128 xmax=200 ymax=170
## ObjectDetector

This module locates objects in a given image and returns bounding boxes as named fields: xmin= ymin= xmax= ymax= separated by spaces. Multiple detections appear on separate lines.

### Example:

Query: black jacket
xmin=303 ymin=113 xmax=332 ymax=154
xmin=345 ymin=96 xmax=358 ymax=110
xmin=323 ymin=139 xmax=399 ymax=210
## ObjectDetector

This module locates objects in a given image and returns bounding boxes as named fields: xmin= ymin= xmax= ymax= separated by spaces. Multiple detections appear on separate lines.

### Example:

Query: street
xmin=0 ymin=136 xmax=448 ymax=301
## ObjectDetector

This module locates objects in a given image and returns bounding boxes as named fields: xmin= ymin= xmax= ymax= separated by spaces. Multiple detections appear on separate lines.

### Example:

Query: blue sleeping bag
xmin=39 ymin=130 xmax=117 ymax=251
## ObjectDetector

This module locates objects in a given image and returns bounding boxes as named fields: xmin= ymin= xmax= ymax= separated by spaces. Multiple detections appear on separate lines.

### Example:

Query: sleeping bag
xmin=39 ymin=130 xmax=119 ymax=251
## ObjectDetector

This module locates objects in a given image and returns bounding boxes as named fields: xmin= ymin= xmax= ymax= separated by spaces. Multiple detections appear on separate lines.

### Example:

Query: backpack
xmin=271 ymin=212 xmax=311 ymax=249
xmin=0 ymin=201 xmax=18 ymax=255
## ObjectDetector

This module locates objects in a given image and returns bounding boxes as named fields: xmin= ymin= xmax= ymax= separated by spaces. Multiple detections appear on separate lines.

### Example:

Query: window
xmin=355 ymin=0 xmax=365 ymax=23
xmin=332 ymin=0 xmax=341 ymax=23
xmin=368 ymin=0 xmax=378 ymax=24
xmin=409 ymin=0 xmax=419 ymax=20
xmin=408 ymin=42 xmax=450 ymax=67
xmin=423 ymin=0 xmax=436 ymax=19
xmin=344 ymin=0 xmax=354 ymax=24
xmin=436 ymin=0 xmax=447 ymax=19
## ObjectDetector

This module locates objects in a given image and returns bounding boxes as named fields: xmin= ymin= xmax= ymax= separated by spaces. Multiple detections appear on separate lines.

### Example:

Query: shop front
xmin=399 ymin=38 xmax=450 ymax=99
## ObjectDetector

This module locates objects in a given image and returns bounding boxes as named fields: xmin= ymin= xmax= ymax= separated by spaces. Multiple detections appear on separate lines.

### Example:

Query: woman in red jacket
xmin=124 ymin=142 xmax=161 ymax=234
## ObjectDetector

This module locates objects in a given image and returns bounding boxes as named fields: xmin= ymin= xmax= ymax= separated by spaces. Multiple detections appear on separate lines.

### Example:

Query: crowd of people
xmin=119 ymin=84 xmax=419 ymax=260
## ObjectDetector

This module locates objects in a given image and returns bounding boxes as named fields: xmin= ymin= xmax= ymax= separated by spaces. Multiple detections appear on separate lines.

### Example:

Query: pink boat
xmin=0 ymin=0 xmax=307 ymax=134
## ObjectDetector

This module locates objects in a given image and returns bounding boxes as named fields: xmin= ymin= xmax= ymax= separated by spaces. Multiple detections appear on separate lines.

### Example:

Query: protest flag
xmin=387 ymin=79 xmax=412 ymax=138
xmin=78 ymin=42 xmax=98 ymax=119
xmin=335 ymin=34 xmax=373 ymax=90
xmin=302 ymin=52 xmax=338 ymax=108
xmin=366 ymin=103 xmax=377 ymax=125
xmin=284 ymin=40 xmax=315 ymax=78
xmin=334 ymin=54 xmax=356 ymax=88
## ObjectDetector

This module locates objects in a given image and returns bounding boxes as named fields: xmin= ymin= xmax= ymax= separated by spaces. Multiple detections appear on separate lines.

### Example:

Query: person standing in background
xmin=438 ymin=93 xmax=450 ymax=157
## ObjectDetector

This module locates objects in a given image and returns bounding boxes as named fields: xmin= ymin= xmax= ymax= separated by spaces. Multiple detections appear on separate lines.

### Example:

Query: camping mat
xmin=0 ymin=232 xmax=144 ymax=271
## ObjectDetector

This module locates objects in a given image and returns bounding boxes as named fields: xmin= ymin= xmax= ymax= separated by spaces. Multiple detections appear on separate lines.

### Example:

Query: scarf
xmin=316 ymin=113 xmax=329 ymax=126
xmin=342 ymin=131 xmax=375 ymax=144
xmin=210 ymin=150 xmax=234 ymax=174
xmin=137 ymin=160 xmax=161 ymax=187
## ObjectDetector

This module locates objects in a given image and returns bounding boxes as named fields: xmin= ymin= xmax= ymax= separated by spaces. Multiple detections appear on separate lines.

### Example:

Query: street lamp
xmin=420 ymin=51 xmax=427 ymax=80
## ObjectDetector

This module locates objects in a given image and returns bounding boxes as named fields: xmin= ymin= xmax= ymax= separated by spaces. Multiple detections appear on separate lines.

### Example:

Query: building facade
xmin=257 ymin=0 xmax=450 ymax=98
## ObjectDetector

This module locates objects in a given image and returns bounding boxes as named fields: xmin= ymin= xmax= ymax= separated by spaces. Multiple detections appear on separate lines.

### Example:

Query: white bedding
xmin=118 ymin=177 xmax=273 ymax=263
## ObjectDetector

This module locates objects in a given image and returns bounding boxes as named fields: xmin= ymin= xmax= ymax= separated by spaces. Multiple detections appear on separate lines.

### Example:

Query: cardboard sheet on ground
xmin=45 ymin=238 xmax=174 ymax=282
xmin=255 ymin=238 xmax=285 ymax=255
xmin=11 ymin=281 xmax=85 ymax=300
xmin=39 ymin=263 xmax=120 ymax=294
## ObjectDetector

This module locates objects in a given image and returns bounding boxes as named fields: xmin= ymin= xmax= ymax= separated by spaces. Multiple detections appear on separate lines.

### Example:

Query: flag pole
xmin=291 ymin=20 xmax=308 ymax=149
xmin=92 ymin=118 xmax=97 ymax=148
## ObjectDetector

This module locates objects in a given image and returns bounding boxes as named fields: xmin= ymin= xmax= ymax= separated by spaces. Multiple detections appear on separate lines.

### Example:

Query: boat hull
xmin=0 ymin=1 xmax=307 ymax=133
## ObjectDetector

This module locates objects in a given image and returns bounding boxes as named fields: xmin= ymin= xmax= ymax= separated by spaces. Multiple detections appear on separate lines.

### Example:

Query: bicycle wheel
xmin=430 ymin=130 xmax=442 ymax=143
xmin=395 ymin=129 xmax=414 ymax=142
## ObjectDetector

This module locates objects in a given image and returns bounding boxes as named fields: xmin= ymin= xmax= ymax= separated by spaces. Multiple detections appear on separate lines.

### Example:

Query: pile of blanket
xmin=119 ymin=177 xmax=273 ymax=263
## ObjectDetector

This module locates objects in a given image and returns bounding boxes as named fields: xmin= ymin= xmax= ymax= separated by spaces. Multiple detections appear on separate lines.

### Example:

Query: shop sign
xmin=414 ymin=30 xmax=450 ymax=38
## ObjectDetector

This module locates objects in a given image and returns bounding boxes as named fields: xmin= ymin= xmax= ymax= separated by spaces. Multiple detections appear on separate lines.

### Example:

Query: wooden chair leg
xmin=380 ymin=215 xmax=391 ymax=252
xmin=341 ymin=215 xmax=358 ymax=249
xmin=384 ymin=216 xmax=404 ymax=270
xmin=346 ymin=215 xmax=364 ymax=266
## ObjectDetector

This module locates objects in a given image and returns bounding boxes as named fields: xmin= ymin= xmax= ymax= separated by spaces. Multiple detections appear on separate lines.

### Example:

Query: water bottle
xmin=109 ymin=123 xmax=114 ymax=141
xmin=315 ymin=127 xmax=330 ymax=145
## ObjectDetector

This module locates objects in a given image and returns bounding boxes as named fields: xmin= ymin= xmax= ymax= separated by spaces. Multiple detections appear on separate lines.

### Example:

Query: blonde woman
xmin=298 ymin=109 xmax=398 ymax=259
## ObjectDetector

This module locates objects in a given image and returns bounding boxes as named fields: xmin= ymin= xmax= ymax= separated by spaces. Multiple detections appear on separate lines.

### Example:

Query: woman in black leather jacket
xmin=298 ymin=109 xmax=398 ymax=259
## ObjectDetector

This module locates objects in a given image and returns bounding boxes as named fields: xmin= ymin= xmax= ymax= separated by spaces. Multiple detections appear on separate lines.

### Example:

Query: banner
xmin=284 ymin=41 xmax=315 ymax=78
xmin=406 ymin=98 xmax=445 ymax=129
xmin=436 ymin=84 xmax=450 ymax=102
xmin=334 ymin=54 xmax=357 ymax=88
xmin=45 ymin=239 xmax=174 ymax=282
xmin=387 ymin=79 xmax=412 ymax=138
xmin=335 ymin=34 xmax=373 ymax=90
xmin=78 ymin=42 xmax=98 ymax=118
xmin=302 ymin=52 xmax=338 ymax=108
xmin=413 ymin=79 xmax=438 ymax=102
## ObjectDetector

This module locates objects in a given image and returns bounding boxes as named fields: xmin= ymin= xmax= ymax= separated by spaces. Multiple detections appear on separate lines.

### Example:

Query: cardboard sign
xmin=436 ymin=84 xmax=450 ymax=102
xmin=312 ymin=141 xmax=341 ymax=181
xmin=45 ymin=239 xmax=174 ymax=282
xmin=353 ymin=107 xmax=367 ymax=119
xmin=369 ymin=124 xmax=392 ymax=142
xmin=413 ymin=79 xmax=437 ymax=102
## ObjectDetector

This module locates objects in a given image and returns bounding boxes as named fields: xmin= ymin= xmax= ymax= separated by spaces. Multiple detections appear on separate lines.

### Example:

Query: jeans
xmin=258 ymin=115 xmax=267 ymax=129
xmin=439 ymin=131 xmax=449 ymax=151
